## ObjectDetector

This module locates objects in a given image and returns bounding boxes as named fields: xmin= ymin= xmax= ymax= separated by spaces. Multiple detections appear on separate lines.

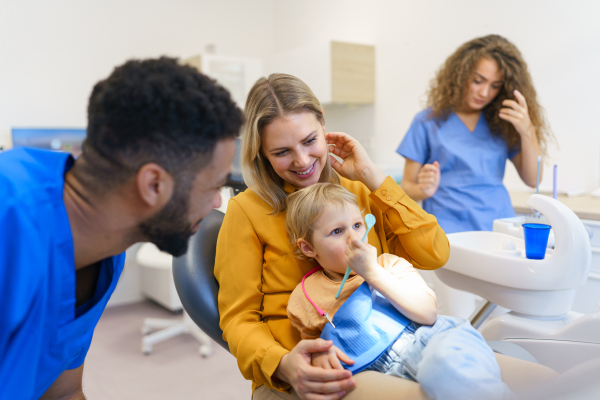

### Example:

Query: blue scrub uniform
xmin=0 ymin=148 xmax=125 ymax=399
xmin=397 ymin=109 xmax=519 ymax=234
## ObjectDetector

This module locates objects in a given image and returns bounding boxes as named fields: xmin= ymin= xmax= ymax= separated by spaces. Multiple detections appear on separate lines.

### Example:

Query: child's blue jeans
xmin=366 ymin=316 xmax=513 ymax=400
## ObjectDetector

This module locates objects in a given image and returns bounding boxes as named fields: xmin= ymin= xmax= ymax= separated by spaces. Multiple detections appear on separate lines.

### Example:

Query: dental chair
xmin=435 ymin=194 xmax=600 ymax=374
xmin=171 ymin=186 xmax=600 ymax=397
xmin=171 ymin=209 xmax=229 ymax=351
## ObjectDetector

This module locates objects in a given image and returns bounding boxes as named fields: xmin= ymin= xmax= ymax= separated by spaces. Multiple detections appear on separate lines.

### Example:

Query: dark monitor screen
xmin=11 ymin=128 xmax=86 ymax=158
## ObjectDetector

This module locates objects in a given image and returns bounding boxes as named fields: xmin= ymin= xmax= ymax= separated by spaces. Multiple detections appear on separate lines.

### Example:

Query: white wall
xmin=272 ymin=0 xmax=600 ymax=193
xmin=0 ymin=0 xmax=276 ymax=149
xmin=3 ymin=1 xmax=597 ymax=192
xmin=0 ymin=0 xmax=276 ymax=306
xmin=2 ymin=1 xmax=597 ymax=308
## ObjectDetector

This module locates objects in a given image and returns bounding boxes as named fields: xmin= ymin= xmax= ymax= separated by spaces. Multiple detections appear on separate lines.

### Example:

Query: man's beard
xmin=138 ymin=185 xmax=195 ymax=257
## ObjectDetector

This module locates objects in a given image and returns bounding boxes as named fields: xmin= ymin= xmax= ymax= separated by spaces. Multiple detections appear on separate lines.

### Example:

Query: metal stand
xmin=141 ymin=310 xmax=213 ymax=357
xmin=469 ymin=300 xmax=497 ymax=329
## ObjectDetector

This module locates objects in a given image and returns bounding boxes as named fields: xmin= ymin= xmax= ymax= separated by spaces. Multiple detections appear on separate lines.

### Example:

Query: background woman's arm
xmin=401 ymin=159 xmax=440 ymax=200
xmin=501 ymin=90 xmax=543 ymax=187
xmin=510 ymin=129 xmax=543 ymax=188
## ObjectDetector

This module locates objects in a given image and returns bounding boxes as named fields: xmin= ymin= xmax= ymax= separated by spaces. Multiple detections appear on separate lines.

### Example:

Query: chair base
xmin=141 ymin=310 xmax=212 ymax=357
xmin=481 ymin=311 xmax=600 ymax=373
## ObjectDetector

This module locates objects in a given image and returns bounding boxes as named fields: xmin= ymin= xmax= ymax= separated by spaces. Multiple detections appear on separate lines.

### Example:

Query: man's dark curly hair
xmin=75 ymin=56 xmax=244 ymax=192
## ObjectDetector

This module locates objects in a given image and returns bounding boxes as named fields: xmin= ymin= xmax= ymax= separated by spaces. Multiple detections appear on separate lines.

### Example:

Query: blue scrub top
xmin=397 ymin=109 xmax=519 ymax=234
xmin=0 ymin=148 xmax=125 ymax=399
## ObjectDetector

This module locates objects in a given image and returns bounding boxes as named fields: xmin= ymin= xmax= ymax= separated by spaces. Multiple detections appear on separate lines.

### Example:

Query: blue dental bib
xmin=320 ymin=282 xmax=410 ymax=373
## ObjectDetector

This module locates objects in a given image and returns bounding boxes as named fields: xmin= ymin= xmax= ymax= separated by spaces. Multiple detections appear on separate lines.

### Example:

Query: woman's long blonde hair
xmin=241 ymin=73 xmax=339 ymax=213
xmin=427 ymin=34 xmax=552 ymax=155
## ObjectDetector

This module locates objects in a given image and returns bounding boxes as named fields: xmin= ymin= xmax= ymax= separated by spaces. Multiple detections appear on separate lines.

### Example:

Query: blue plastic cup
xmin=522 ymin=223 xmax=551 ymax=260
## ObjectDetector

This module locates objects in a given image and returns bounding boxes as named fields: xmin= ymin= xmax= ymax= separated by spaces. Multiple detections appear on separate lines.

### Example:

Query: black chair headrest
xmin=227 ymin=137 xmax=246 ymax=193
xmin=172 ymin=209 xmax=228 ymax=351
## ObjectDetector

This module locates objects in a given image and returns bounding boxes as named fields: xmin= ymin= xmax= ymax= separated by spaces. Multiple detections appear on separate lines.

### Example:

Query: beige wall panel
xmin=181 ymin=55 xmax=203 ymax=72
xmin=331 ymin=42 xmax=375 ymax=104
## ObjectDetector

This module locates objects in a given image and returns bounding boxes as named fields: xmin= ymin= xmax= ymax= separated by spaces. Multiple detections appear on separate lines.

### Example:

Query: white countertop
xmin=510 ymin=192 xmax=600 ymax=221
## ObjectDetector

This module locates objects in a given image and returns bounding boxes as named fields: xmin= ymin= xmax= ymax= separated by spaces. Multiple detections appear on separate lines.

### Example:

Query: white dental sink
xmin=448 ymin=230 xmax=552 ymax=262
xmin=437 ymin=195 xmax=591 ymax=317
xmin=493 ymin=215 xmax=556 ymax=248
xmin=435 ymin=194 xmax=598 ymax=373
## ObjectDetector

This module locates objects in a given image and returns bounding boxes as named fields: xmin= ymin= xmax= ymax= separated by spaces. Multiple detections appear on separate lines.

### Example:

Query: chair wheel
xmin=199 ymin=345 xmax=212 ymax=358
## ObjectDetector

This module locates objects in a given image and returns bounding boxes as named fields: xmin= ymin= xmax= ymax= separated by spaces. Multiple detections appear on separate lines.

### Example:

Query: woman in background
xmin=397 ymin=34 xmax=553 ymax=319
xmin=398 ymin=34 xmax=552 ymax=234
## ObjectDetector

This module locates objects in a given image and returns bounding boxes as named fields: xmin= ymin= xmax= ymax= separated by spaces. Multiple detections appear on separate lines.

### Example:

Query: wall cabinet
xmin=266 ymin=41 xmax=375 ymax=105
xmin=183 ymin=41 xmax=374 ymax=107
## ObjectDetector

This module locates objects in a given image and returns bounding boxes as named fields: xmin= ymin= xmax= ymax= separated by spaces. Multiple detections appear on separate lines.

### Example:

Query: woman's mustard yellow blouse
xmin=214 ymin=176 xmax=450 ymax=392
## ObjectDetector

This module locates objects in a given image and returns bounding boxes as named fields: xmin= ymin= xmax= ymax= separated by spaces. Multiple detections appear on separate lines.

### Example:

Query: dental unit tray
xmin=435 ymin=194 xmax=600 ymax=374
xmin=493 ymin=215 xmax=555 ymax=248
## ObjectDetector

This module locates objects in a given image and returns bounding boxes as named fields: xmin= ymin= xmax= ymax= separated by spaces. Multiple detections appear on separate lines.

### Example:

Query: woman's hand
xmin=326 ymin=132 xmax=385 ymax=192
xmin=345 ymin=238 xmax=380 ymax=282
xmin=311 ymin=345 xmax=355 ymax=370
xmin=499 ymin=90 xmax=535 ymax=138
xmin=274 ymin=339 xmax=355 ymax=400
xmin=402 ymin=159 xmax=440 ymax=201
xmin=417 ymin=161 xmax=440 ymax=199
xmin=500 ymin=89 xmax=543 ymax=187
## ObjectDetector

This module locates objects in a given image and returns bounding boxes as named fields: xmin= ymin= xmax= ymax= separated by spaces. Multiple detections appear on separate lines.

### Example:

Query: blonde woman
xmin=398 ymin=34 xmax=552 ymax=234
xmin=215 ymin=74 xmax=554 ymax=400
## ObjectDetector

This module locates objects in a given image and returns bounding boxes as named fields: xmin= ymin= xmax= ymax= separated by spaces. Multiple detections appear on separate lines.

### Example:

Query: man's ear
xmin=297 ymin=238 xmax=316 ymax=258
xmin=136 ymin=163 xmax=174 ymax=210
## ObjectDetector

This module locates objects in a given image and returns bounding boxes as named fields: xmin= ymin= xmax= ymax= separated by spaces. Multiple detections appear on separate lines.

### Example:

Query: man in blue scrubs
xmin=0 ymin=57 xmax=244 ymax=399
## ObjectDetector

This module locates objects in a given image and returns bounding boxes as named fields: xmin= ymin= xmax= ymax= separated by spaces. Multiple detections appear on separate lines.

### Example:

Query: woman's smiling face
xmin=261 ymin=112 xmax=328 ymax=189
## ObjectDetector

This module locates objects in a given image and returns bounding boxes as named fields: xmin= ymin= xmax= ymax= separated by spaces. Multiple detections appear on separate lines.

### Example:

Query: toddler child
xmin=285 ymin=183 xmax=512 ymax=400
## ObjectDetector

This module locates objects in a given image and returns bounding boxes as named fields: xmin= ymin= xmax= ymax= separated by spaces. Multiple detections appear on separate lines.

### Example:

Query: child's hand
xmin=311 ymin=345 xmax=355 ymax=370
xmin=345 ymin=238 xmax=380 ymax=281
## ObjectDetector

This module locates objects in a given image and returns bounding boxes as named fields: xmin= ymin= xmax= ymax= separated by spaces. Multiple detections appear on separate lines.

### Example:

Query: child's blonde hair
xmin=286 ymin=183 xmax=360 ymax=260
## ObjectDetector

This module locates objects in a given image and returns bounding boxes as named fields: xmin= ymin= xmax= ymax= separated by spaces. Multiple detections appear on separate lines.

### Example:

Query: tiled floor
xmin=83 ymin=300 xmax=251 ymax=400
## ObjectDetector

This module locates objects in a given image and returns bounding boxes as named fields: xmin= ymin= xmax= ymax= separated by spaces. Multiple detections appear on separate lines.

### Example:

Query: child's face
xmin=298 ymin=202 xmax=366 ymax=276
